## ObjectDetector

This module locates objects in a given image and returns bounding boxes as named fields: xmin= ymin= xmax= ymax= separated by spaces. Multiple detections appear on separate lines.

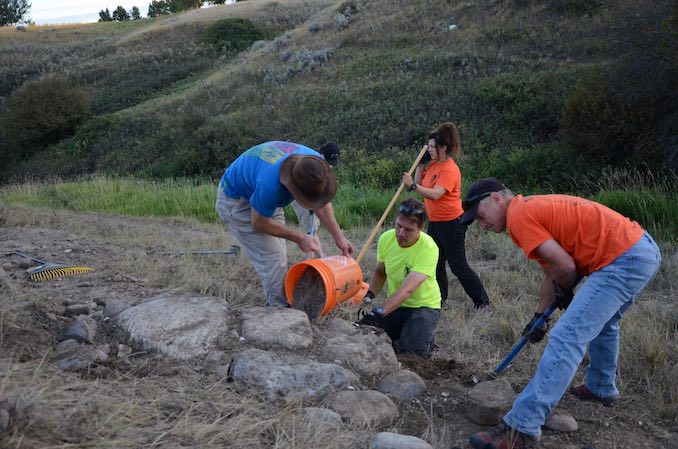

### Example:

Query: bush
xmin=562 ymin=9 xmax=677 ymax=170
xmin=1 ymin=76 xmax=92 ymax=156
xmin=469 ymin=70 xmax=578 ymax=147
xmin=546 ymin=0 xmax=603 ymax=16
xmin=561 ymin=58 xmax=677 ymax=169
xmin=202 ymin=18 xmax=273 ymax=53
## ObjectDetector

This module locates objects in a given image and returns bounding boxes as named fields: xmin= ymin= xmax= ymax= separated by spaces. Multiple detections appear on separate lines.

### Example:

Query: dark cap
xmin=319 ymin=142 xmax=340 ymax=166
xmin=459 ymin=177 xmax=506 ymax=225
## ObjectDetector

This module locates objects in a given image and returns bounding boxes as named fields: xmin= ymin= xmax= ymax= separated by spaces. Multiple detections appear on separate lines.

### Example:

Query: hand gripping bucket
xmin=285 ymin=256 xmax=369 ymax=317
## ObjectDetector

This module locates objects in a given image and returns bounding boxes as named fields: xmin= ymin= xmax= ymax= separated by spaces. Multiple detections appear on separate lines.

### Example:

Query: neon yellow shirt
xmin=376 ymin=229 xmax=441 ymax=309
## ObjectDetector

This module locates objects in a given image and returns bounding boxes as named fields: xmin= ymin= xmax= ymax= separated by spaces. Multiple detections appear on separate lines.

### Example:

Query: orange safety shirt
xmin=507 ymin=194 xmax=644 ymax=276
xmin=421 ymin=159 xmax=464 ymax=222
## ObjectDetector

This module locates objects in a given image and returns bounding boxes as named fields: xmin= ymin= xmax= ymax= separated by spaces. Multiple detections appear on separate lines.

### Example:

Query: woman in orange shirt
xmin=402 ymin=123 xmax=490 ymax=308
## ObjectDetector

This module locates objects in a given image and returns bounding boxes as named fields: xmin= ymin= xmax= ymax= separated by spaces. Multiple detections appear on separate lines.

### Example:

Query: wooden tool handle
xmin=356 ymin=144 xmax=429 ymax=265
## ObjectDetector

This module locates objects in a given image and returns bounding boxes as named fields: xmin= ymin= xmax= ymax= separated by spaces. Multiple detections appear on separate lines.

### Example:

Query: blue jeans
xmin=504 ymin=232 xmax=661 ymax=436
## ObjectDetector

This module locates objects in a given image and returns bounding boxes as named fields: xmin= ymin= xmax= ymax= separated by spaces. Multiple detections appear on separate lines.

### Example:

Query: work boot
xmin=469 ymin=422 xmax=539 ymax=449
xmin=569 ymin=384 xmax=617 ymax=407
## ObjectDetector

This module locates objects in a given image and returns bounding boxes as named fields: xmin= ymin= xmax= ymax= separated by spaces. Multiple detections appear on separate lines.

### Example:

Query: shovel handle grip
xmin=494 ymin=305 xmax=556 ymax=374
xmin=356 ymin=144 xmax=430 ymax=265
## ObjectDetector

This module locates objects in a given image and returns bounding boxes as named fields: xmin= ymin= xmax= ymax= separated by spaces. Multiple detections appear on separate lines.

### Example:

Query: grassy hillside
xmin=0 ymin=0 xmax=676 ymax=193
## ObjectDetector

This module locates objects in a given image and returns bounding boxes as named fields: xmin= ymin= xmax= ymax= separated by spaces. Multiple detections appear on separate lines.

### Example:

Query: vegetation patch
xmin=1 ymin=76 xmax=92 ymax=157
xmin=202 ymin=18 xmax=273 ymax=53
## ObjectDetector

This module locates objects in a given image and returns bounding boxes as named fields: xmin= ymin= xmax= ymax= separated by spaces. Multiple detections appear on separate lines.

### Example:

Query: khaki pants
xmin=290 ymin=200 xmax=320 ymax=234
xmin=290 ymin=200 xmax=324 ymax=258
xmin=215 ymin=188 xmax=289 ymax=307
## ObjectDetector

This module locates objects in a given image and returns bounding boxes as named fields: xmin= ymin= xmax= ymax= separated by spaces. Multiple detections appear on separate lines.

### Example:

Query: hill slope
xmin=0 ymin=0 xmax=675 ymax=190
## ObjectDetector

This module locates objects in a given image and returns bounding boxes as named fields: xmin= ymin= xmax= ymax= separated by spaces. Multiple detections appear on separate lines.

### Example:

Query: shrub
xmin=202 ymin=18 xmax=273 ymax=53
xmin=546 ymin=0 xmax=603 ymax=16
xmin=1 ymin=76 xmax=92 ymax=156
xmin=561 ymin=59 xmax=676 ymax=169
xmin=469 ymin=70 xmax=578 ymax=147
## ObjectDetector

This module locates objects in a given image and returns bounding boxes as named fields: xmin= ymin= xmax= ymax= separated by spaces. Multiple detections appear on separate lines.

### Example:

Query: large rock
xmin=116 ymin=293 xmax=229 ymax=359
xmin=377 ymin=369 xmax=426 ymax=401
xmin=464 ymin=378 xmax=516 ymax=425
xmin=238 ymin=307 xmax=313 ymax=350
xmin=326 ymin=390 xmax=398 ymax=429
xmin=370 ymin=432 xmax=433 ymax=449
xmin=229 ymin=348 xmax=358 ymax=403
xmin=319 ymin=319 xmax=399 ymax=380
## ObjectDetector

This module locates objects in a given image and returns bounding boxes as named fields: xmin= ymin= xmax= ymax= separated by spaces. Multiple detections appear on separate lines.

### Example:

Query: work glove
xmin=419 ymin=150 xmax=432 ymax=165
xmin=521 ymin=312 xmax=550 ymax=343
xmin=356 ymin=308 xmax=386 ymax=329
xmin=553 ymin=281 xmax=574 ymax=310
xmin=363 ymin=290 xmax=375 ymax=303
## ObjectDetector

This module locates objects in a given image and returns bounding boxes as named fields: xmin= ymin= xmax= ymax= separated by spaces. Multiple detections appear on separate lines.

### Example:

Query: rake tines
xmin=28 ymin=263 xmax=95 ymax=282
xmin=7 ymin=252 xmax=95 ymax=282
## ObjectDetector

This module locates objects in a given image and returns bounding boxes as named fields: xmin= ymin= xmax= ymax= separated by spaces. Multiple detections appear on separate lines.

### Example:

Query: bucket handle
xmin=355 ymin=144 xmax=430 ymax=265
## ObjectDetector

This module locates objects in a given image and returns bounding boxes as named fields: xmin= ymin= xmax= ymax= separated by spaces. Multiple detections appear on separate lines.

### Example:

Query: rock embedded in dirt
xmin=292 ymin=268 xmax=326 ymax=320
xmin=301 ymin=407 xmax=343 ymax=430
xmin=327 ymin=390 xmax=399 ymax=429
xmin=64 ymin=303 xmax=92 ymax=317
xmin=239 ymin=306 xmax=313 ymax=350
xmin=376 ymin=369 xmax=426 ymax=401
xmin=370 ymin=432 xmax=433 ymax=449
xmin=320 ymin=329 xmax=399 ymax=379
xmin=116 ymin=293 xmax=229 ymax=359
xmin=64 ymin=316 xmax=97 ymax=344
xmin=0 ymin=408 xmax=10 ymax=436
xmin=229 ymin=348 xmax=358 ymax=403
xmin=545 ymin=412 xmax=578 ymax=432
xmin=464 ymin=378 xmax=516 ymax=425
xmin=57 ymin=344 xmax=110 ymax=371
xmin=203 ymin=350 xmax=230 ymax=377
xmin=102 ymin=301 xmax=130 ymax=319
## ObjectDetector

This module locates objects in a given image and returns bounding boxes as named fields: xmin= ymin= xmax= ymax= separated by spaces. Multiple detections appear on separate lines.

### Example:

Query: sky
xmin=28 ymin=0 xmax=149 ymax=25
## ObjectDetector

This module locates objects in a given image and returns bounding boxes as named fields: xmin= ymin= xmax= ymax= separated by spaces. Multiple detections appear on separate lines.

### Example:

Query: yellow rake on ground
xmin=8 ymin=252 xmax=95 ymax=282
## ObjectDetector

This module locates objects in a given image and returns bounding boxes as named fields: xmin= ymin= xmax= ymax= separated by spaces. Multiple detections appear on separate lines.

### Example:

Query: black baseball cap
xmin=460 ymin=177 xmax=506 ymax=225
xmin=319 ymin=142 xmax=339 ymax=166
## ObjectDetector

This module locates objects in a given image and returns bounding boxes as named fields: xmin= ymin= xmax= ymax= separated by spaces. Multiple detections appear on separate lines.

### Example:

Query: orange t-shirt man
xmin=420 ymin=159 xmax=464 ymax=221
xmin=506 ymin=195 xmax=644 ymax=276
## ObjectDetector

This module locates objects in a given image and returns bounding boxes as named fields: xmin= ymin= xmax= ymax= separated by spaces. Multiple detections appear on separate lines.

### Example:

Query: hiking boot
xmin=569 ymin=384 xmax=617 ymax=407
xmin=469 ymin=422 xmax=539 ymax=449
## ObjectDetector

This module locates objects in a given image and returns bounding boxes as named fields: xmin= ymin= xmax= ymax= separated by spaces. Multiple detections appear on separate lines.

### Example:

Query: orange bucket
xmin=285 ymin=256 xmax=369 ymax=317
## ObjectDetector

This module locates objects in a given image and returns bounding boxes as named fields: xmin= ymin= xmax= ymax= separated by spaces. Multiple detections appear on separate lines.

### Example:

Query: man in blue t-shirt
xmin=290 ymin=142 xmax=340 ymax=257
xmin=216 ymin=141 xmax=354 ymax=307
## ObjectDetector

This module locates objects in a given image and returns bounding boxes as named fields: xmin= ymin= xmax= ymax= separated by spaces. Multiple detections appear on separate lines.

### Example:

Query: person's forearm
xmin=382 ymin=273 xmax=426 ymax=315
xmin=252 ymin=214 xmax=303 ymax=243
xmin=414 ymin=185 xmax=444 ymax=200
xmin=414 ymin=166 xmax=424 ymax=184
xmin=369 ymin=268 xmax=386 ymax=296
xmin=537 ymin=273 xmax=555 ymax=313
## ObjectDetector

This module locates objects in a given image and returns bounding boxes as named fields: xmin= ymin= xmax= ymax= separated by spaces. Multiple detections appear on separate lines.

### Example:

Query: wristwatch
xmin=410 ymin=183 xmax=417 ymax=191
xmin=374 ymin=306 xmax=385 ymax=316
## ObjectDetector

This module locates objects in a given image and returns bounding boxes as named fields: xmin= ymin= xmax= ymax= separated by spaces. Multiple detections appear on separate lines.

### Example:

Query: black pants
xmin=428 ymin=218 xmax=489 ymax=307
xmin=384 ymin=307 xmax=440 ymax=358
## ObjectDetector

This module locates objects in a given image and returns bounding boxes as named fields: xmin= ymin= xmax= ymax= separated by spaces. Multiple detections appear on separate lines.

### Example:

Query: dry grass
xmin=0 ymin=205 xmax=676 ymax=448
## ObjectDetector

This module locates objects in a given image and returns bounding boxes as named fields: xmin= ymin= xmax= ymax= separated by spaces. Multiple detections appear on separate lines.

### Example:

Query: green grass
xmin=0 ymin=177 xmax=217 ymax=223
xmin=2 ymin=176 xmax=675 ymax=243
xmin=592 ymin=188 xmax=678 ymax=244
